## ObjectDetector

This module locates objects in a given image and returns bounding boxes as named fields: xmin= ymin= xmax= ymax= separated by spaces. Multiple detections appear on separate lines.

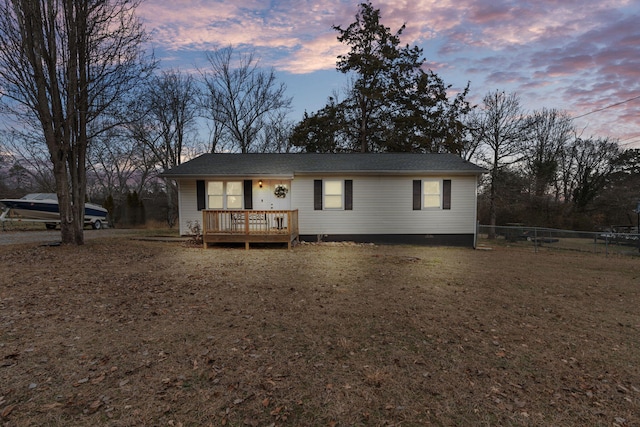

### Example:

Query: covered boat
xmin=0 ymin=193 xmax=108 ymax=229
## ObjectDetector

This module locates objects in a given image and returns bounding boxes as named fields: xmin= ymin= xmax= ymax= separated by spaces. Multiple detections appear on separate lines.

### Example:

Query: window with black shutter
xmin=413 ymin=180 xmax=421 ymax=210
xmin=443 ymin=179 xmax=451 ymax=210
xmin=315 ymin=179 xmax=352 ymax=210
xmin=243 ymin=180 xmax=253 ymax=210
xmin=414 ymin=179 xmax=451 ymax=209
xmin=196 ymin=180 xmax=205 ymax=211
xmin=314 ymin=180 xmax=323 ymax=210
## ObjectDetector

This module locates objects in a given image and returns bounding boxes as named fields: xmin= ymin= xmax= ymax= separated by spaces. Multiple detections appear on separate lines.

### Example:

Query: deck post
xmin=202 ymin=210 xmax=207 ymax=249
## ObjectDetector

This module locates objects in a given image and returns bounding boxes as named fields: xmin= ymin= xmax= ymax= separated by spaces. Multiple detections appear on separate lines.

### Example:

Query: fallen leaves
xmin=74 ymin=377 xmax=89 ymax=386
xmin=1 ymin=404 xmax=16 ymax=418
xmin=1 ymin=239 xmax=640 ymax=426
xmin=40 ymin=402 xmax=63 ymax=411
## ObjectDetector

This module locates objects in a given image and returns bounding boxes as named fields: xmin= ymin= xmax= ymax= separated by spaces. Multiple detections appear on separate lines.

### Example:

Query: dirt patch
xmin=1 ymin=236 xmax=639 ymax=426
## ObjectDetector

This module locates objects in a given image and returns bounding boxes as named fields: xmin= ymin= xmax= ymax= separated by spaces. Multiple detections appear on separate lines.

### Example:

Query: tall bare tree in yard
xmin=128 ymin=69 xmax=199 ymax=227
xmin=562 ymin=137 xmax=619 ymax=214
xmin=469 ymin=91 xmax=527 ymax=238
xmin=518 ymin=108 xmax=574 ymax=224
xmin=254 ymin=114 xmax=297 ymax=153
xmin=0 ymin=0 xmax=150 ymax=244
xmin=522 ymin=108 xmax=574 ymax=197
xmin=88 ymin=128 xmax=157 ymax=201
xmin=2 ymin=131 xmax=57 ymax=192
xmin=201 ymin=47 xmax=292 ymax=153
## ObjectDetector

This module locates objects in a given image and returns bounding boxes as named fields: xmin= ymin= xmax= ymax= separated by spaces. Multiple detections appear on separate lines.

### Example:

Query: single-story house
xmin=162 ymin=153 xmax=485 ymax=248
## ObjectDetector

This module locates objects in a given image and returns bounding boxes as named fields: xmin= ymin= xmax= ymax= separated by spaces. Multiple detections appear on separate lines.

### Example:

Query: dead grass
xmin=0 ymin=235 xmax=639 ymax=426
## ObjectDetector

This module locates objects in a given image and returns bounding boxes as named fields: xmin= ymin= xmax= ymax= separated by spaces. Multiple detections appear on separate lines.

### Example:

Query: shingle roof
xmin=162 ymin=153 xmax=486 ymax=178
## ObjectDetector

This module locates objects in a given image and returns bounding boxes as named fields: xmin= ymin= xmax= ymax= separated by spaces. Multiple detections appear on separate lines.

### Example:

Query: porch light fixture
xmin=258 ymin=180 xmax=263 ymax=188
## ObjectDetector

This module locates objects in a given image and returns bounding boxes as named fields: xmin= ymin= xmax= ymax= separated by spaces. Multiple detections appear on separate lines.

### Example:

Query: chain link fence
xmin=478 ymin=224 xmax=640 ymax=256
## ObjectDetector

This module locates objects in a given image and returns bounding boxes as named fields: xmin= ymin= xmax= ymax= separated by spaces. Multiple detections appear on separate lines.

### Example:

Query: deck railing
xmin=201 ymin=210 xmax=299 ymax=249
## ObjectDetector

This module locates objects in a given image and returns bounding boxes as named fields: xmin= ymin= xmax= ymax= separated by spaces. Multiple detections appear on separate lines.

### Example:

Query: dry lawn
xmin=0 ymin=234 xmax=639 ymax=426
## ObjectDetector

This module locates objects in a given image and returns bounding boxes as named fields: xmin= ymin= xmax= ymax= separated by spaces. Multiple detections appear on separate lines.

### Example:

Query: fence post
xmin=534 ymin=227 xmax=538 ymax=253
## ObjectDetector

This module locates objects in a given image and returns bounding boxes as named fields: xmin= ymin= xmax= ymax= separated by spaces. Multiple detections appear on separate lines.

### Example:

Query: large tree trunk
xmin=487 ymin=152 xmax=500 ymax=239
xmin=52 ymin=158 xmax=76 ymax=244
xmin=488 ymin=175 xmax=497 ymax=239
xmin=0 ymin=0 xmax=150 ymax=245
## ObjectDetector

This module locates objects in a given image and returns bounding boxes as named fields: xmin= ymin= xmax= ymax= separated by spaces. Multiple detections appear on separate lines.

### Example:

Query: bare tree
xmin=201 ymin=47 xmax=292 ymax=153
xmin=87 ymin=129 xmax=156 ymax=199
xmin=255 ymin=112 xmax=298 ymax=153
xmin=0 ymin=0 xmax=151 ymax=244
xmin=0 ymin=136 xmax=5 ymax=167
xmin=468 ymin=91 xmax=527 ymax=237
xmin=522 ymin=108 xmax=574 ymax=197
xmin=205 ymin=116 xmax=227 ymax=154
xmin=128 ymin=69 xmax=200 ymax=227
xmin=562 ymin=137 xmax=620 ymax=212
xmin=460 ymin=110 xmax=484 ymax=162
xmin=1 ymin=131 xmax=56 ymax=192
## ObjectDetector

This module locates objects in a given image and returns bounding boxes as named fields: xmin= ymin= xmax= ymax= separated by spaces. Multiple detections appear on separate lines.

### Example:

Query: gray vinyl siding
xmin=176 ymin=175 xmax=478 ymax=236
xmin=177 ymin=180 xmax=202 ymax=235
xmin=292 ymin=175 xmax=478 ymax=236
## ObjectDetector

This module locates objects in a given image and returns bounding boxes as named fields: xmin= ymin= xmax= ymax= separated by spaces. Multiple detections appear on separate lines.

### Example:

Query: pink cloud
xmin=136 ymin=0 xmax=640 ymax=141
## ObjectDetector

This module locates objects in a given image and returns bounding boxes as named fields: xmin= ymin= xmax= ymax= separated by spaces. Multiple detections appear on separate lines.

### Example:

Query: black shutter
xmin=443 ymin=179 xmax=451 ymax=210
xmin=196 ymin=180 xmax=205 ymax=211
xmin=413 ymin=180 xmax=421 ymax=210
xmin=345 ymin=180 xmax=353 ymax=210
xmin=243 ymin=180 xmax=253 ymax=209
xmin=314 ymin=180 xmax=322 ymax=210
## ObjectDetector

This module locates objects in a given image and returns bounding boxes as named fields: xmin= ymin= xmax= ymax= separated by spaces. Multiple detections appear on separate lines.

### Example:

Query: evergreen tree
xmin=291 ymin=2 xmax=469 ymax=153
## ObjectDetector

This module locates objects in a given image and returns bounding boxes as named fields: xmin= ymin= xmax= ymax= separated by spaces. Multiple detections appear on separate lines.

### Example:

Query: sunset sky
xmin=138 ymin=0 xmax=640 ymax=148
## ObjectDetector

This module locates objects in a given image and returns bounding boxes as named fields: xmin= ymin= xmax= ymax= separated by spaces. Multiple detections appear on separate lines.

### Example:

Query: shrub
xmin=186 ymin=220 xmax=202 ymax=245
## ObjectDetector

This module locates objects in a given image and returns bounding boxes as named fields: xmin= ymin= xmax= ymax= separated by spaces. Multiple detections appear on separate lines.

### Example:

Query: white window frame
xmin=207 ymin=180 xmax=243 ymax=209
xmin=207 ymin=181 xmax=224 ymax=209
xmin=422 ymin=179 xmax=441 ymax=209
xmin=324 ymin=179 xmax=343 ymax=210
xmin=225 ymin=181 xmax=243 ymax=209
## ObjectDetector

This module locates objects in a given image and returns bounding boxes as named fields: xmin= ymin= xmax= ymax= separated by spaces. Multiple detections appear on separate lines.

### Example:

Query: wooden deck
xmin=202 ymin=210 xmax=299 ymax=249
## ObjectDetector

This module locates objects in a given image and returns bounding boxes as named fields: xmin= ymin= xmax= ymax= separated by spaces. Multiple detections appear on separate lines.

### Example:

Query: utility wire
xmin=572 ymin=94 xmax=640 ymax=119
xmin=619 ymin=138 xmax=640 ymax=148
xmin=617 ymin=134 xmax=640 ymax=143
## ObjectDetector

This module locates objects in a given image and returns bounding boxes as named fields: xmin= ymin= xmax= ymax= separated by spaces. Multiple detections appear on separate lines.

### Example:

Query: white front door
xmin=252 ymin=180 xmax=291 ymax=211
